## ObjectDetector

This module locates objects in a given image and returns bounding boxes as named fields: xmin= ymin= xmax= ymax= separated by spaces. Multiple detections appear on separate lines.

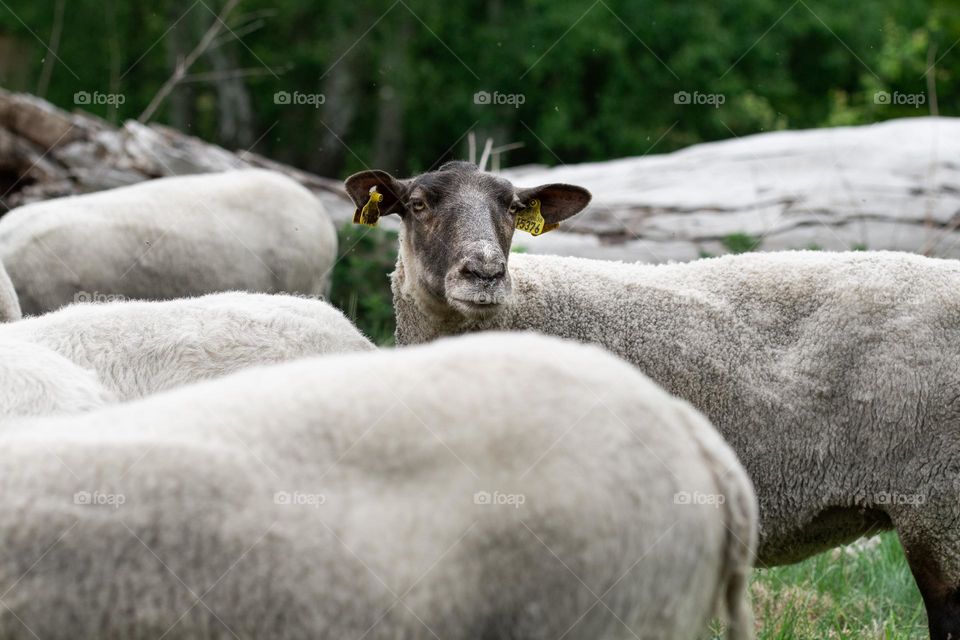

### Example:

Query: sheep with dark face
xmin=346 ymin=161 xmax=960 ymax=639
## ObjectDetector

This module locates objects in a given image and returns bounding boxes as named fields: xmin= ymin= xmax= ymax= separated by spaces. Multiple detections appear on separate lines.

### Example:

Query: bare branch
xmin=477 ymin=137 xmax=494 ymax=172
xmin=138 ymin=0 xmax=242 ymax=123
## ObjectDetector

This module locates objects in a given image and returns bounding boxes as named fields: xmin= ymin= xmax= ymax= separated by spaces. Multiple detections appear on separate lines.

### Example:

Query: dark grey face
xmin=345 ymin=162 xmax=591 ymax=318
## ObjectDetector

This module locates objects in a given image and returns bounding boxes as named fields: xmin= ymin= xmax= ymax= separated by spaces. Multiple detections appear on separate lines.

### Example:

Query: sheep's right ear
xmin=344 ymin=170 xmax=407 ymax=217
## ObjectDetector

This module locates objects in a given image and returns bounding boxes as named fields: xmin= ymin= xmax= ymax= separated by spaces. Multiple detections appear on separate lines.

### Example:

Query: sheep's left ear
xmin=517 ymin=184 xmax=592 ymax=224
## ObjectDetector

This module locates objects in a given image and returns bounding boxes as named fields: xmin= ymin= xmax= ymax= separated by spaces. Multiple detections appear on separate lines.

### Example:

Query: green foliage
xmin=722 ymin=232 xmax=761 ymax=254
xmin=743 ymin=532 xmax=926 ymax=639
xmin=328 ymin=223 xmax=397 ymax=346
xmin=0 ymin=1 xmax=953 ymax=177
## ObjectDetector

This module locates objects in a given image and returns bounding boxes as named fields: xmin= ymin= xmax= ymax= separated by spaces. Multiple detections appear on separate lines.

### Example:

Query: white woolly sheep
xmin=0 ymin=291 xmax=374 ymax=400
xmin=0 ymin=332 xmax=756 ymax=640
xmin=0 ymin=258 xmax=20 ymax=321
xmin=346 ymin=161 xmax=960 ymax=639
xmin=0 ymin=169 xmax=338 ymax=315
xmin=0 ymin=338 xmax=114 ymax=419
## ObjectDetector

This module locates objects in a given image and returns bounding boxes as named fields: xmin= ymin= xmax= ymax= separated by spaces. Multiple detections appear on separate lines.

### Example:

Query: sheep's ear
xmin=344 ymin=170 xmax=407 ymax=216
xmin=517 ymin=183 xmax=592 ymax=224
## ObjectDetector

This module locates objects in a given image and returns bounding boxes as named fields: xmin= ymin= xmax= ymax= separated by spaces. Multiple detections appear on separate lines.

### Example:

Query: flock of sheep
xmin=0 ymin=162 xmax=957 ymax=639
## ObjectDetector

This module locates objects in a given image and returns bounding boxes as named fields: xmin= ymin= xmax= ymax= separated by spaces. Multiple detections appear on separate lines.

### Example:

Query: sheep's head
xmin=345 ymin=162 xmax=590 ymax=318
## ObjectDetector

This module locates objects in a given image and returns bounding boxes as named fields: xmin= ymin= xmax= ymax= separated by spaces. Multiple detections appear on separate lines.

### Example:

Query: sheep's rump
xmin=0 ymin=170 xmax=338 ymax=315
xmin=0 ymin=333 xmax=755 ymax=640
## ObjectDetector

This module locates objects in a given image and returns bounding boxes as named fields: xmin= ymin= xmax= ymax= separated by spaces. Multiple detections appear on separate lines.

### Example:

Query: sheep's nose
xmin=462 ymin=257 xmax=506 ymax=281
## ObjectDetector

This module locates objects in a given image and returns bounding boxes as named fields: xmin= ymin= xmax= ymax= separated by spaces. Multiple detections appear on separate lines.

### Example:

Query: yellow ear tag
xmin=514 ymin=199 xmax=558 ymax=236
xmin=353 ymin=188 xmax=383 ymax=227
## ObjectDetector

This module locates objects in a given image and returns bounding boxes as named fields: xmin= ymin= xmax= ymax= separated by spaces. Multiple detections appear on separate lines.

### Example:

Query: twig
xmin=478 ymin=137 xmax=493 ymax=171
xmin=926 ymin=44 xmax=939 ymax=117
xmin=468 ymin=131 xmax=476 ymax=165
xmin=36 ymin=0 xmax=66 ymax=98
xmin=490 ymin=142 xmax=523 ymax=172
xmin=209 ymin=19 xmax=266 ymax=50
xmin=138 ymin=0 xmax=242 ymax=123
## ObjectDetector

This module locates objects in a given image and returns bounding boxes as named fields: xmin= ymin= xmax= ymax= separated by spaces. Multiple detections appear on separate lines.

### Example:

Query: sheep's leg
xmin=896 ymin=529 xmax=960 ymax=639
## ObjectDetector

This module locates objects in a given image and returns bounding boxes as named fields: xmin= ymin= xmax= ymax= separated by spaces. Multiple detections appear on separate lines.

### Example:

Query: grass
xmin=709 ymin=532 xmax=927 ymax=639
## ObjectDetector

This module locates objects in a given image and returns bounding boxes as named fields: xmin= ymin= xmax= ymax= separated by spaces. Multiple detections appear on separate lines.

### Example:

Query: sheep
xmin=346 ymin=161 xmax=960 ymax=639
xmin=0 ymin=169 xmax=338 ymax=315
xmin=0 ymin=291 xmax=374 ymax=400
xmin=0 ymin=258 xmax=20 ymax=321
xmin=0 ymin=332 xmax=756 ymax=640
xmin=0 ymin=338 xmax=115 ymax=419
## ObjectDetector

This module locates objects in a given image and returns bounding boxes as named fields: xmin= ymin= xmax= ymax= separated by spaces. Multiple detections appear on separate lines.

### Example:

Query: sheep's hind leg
xmin=897 ymin=532 xmax=960 ymax=639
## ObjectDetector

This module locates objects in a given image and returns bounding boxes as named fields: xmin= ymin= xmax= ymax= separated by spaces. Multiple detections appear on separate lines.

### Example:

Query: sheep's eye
xmin=409 ymin=199 xmax=426 ymax=212
xmin=508 ymin=202 xmax=523 ymax=215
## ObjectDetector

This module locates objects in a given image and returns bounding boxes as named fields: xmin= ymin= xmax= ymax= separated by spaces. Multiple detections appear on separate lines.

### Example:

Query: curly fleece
xmin=394 ymin=249 xmax=960 ymax=585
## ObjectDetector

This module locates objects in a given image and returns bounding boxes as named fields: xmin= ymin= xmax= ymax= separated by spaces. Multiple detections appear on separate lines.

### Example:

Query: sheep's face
xmin=345 ymin=162 xmax=590 ymax=318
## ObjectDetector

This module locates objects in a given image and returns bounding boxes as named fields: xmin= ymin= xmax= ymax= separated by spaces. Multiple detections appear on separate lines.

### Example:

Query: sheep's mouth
xmin=447 ymin=297 xmax=505 ymax=320
xmin=445 ymin=282 xmax=510 ymax=318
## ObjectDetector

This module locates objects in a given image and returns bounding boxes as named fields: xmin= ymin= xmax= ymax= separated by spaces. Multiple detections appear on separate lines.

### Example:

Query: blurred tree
xmin=0 ymin=0 xmax=953 ymax=177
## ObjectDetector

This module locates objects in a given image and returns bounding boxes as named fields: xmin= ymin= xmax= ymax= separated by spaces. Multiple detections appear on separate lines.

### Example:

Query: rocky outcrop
xmin=505 ymin=118 xmax=960 ymax=262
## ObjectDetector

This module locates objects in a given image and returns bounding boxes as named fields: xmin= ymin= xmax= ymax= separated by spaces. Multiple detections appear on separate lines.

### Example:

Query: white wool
xmin=0 ymin=332 xmax=755 ymax=640
xmin=0 ymin=338 xmax=114 ymax=419
xmin=0 ymin=258 xmax=19 ymax=321
xmin=0 ymin=291 xmax=374 ymax=400
xmin=0 ymin=170 xmax=338 ymax=315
